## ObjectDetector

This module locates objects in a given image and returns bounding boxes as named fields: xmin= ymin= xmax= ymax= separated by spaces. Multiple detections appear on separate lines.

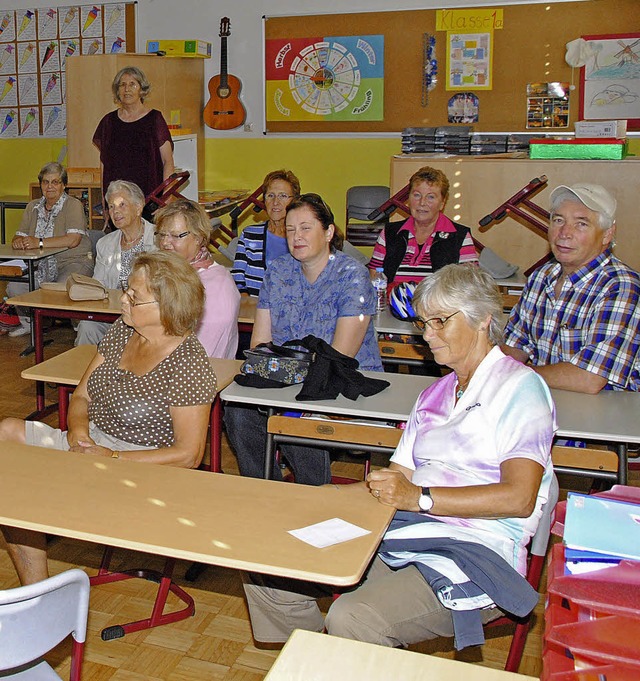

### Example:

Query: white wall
xmin=13 ymin=0 xmax=572 ymax=139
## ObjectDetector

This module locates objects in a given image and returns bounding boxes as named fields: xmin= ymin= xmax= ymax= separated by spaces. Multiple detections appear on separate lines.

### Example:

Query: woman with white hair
xmin=75 ymin=180 xmax=156 ymax=346
xmin=241 ymin=264 xmax=556 ymax=650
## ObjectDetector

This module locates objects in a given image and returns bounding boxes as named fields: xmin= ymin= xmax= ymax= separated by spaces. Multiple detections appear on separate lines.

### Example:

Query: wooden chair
xmin=267 ymin=414 xmax=404 ymax=484
xmin=378 ymin=339 xmax=434 ymax=369
xmin=552 ymin=445 xmax=619 ymax=485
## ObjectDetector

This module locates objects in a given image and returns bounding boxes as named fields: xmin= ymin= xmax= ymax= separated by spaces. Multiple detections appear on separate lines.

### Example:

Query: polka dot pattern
xmin=88 ymin=319 xmax=217 ymax=448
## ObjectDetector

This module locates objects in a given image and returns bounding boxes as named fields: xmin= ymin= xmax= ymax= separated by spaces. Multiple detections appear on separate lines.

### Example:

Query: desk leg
xmin=618 ymin=443 xmax=628 ymax=486
xmin=34 ymin=309 xmax=46 ymax=411
xmin=0 ymin=203 xmax=5 ymax=244
xmin=19 ymin=262 xmax=38 ymax=357
xmin=210 ymin=396 xmax=222 ymax=473
xmin=264 ymin=407 xmax=275 ymax=480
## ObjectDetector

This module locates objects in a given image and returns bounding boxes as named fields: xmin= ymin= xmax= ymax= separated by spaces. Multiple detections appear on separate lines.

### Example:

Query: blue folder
xmin=563 ymin=492 xmax=640 ymax=562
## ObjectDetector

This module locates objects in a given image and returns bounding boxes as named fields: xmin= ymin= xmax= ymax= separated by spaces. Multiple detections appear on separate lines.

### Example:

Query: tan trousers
xmin=243 ymin=557 xmax=501 ymax=646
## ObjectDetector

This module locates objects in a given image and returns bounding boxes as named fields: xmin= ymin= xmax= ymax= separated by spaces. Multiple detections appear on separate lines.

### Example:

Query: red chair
xmin=478 ymin=175 xmax=550 ymax=276
xmin=143 ymin=171 xmax=191 ymax=219
xmin=483 ymin=474 xmax=559 ymax=672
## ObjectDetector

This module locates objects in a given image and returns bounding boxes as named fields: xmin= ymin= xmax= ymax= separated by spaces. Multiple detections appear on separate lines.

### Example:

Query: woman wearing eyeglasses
xmin=0 ymin=251 xmax=216 ymax=585
xmin=225 ymin=193 xmax=382 ymax=486
xmin=154 ymin=199 xmax=240 ymax=358
xmin=5 ymin=162 xmax=93 ymax=337
xmin=231 ymin=169 xmax=300 ymax=297
xmin=241 ymin=264 xmax=555 ymax=649
xmin=75 ymin=180 xmax=156 ymax=346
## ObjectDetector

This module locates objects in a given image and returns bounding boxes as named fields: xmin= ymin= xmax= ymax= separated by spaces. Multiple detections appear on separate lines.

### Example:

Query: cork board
xmin=264 ymin=0 xmax=637 ymax=133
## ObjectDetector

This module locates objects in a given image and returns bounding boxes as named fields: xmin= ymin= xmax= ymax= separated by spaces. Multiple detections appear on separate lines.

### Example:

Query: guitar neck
xmin=220 ymin=36 xmax=228 ymax=89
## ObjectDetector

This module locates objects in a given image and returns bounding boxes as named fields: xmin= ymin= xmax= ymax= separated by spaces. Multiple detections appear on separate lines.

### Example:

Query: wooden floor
xmin=0 ymin=322 xmax=637 ymax=679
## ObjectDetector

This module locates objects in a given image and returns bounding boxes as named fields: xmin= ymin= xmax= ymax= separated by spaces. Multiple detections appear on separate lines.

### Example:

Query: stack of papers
xmin=564 ymin=493 xmax=640 ymax=574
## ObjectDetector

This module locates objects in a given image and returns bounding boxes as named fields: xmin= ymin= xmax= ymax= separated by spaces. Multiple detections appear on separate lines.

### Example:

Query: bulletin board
xmin=264 ymin=0 xmax=637 ymax=133
xmin=0 ymin=2 xmax=135 ymax=139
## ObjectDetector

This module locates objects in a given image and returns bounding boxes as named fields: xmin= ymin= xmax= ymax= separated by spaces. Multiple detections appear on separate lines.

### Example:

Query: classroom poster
xmin=0 ymin=3 xmax=130 ymax=138
xmin=526 ymin=82 xmax=570 ymax=129
xmin=265 ymin=35 xmax=384 ymax=121
xmin=580 ymin=33 xmax=640 ymax=127
xmin=446 ymin=32 xmax=492 ymax=90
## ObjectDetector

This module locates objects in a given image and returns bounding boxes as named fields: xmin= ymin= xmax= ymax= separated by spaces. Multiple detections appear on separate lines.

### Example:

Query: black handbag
xmin=240 ymin=341 xmax=313 ymax=385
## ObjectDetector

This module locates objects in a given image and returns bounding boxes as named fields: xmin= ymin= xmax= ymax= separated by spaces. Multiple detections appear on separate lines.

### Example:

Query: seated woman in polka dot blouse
xmin=0 ymin=251 xmax=217 ymax=586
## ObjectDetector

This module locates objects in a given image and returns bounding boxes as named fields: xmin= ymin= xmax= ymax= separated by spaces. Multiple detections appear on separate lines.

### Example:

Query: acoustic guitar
xmin=203 ymin=17 xmax=246 ymax=130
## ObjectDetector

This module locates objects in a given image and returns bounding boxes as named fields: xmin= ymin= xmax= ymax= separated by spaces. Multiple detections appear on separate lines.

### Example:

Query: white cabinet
xmin=172 ymin=134 xmax=198 ymax=201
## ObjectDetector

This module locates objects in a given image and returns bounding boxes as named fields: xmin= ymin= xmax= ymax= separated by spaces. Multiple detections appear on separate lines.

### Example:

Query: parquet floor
xmin=0 ymin=321 xmax=637 ymax=679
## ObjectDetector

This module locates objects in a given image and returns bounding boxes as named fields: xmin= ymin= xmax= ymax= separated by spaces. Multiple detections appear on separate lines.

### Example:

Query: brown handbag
xmin=65 ymin=273 xmax=108 ymax=301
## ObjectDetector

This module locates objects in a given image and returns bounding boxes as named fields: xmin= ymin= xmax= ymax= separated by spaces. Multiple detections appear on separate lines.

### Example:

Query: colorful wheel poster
xmin=266 ymin=34 xmax=384 ymax=122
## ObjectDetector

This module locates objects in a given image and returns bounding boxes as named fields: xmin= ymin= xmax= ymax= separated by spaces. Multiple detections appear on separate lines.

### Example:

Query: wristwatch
xmin=39 ymin=238 xmax=44 ymax=249
xmin=418 ymin=486 xmax=434 ymax=513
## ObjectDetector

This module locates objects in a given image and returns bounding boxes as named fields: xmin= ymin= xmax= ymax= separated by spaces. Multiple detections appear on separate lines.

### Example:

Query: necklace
xmin=121 ymin=224 xmax=143 ymax=246
xmin=456 ymin=379 xmax=469 ymax=401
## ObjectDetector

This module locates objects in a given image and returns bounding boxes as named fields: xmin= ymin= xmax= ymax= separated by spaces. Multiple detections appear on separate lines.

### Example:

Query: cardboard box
xmin=146 ymin=40 xmax=211 ymax=58
xmin=529 ymin=138 xmax=627 ymax=160
xmin=575 ymin=120 xmax=627 ymax=139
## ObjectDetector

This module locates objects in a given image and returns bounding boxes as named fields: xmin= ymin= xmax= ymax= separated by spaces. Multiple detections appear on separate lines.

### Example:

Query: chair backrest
xmin=346 ymin=186 xmax=391 ymax=221
xmin=0 ymin=568 xmax=90 ymax=677
xmin=345 ymin=186 xmax=391 ymax=246
xmin=87 ymin=229 xmax=106 ymax=259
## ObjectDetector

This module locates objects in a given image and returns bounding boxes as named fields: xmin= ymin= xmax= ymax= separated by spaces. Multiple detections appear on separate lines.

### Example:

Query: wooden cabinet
xmin=65 ymin=54 xmax=204 ymax=190
xmin=30 ymin=183 xmax=104 ymax=231
xmin=391 ymin=155 xmax=640 ymax=272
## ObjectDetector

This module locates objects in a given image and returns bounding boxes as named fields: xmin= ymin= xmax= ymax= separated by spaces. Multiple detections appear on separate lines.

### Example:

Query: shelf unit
xmin=30 ymin=183 xmax=104 ymax=231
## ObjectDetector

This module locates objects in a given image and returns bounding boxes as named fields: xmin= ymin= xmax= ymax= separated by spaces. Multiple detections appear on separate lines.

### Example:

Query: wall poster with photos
xmin=0 ymin=3 xmax=135 ymax=139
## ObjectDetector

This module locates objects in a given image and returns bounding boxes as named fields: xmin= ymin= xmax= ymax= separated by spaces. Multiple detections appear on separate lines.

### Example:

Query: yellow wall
xmin=203 ymin=137 xmax=400 ymax=230
xmin=1 ymin=135 xmax=638 ymax=238
xmin=0 ymin=138 xmax=67 ymax=238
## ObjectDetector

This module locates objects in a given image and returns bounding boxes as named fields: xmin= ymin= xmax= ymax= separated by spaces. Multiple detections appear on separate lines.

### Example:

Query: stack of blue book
xmin=563 ymin=493 xmax=640 ymax=574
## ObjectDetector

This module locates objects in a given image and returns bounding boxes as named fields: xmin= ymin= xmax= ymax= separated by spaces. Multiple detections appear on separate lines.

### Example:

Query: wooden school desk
xmin=20 ymin=348 xmax=242 ymax=472
xmin=221 ymin=373 xmax=640 ymax=484
xmin=0 ymin=442 xmax=394 ymax=587
xmin=0 ymin=245 xmax=68 ymax=352
xmin=265 ymin=629 xmax=536 ymax=681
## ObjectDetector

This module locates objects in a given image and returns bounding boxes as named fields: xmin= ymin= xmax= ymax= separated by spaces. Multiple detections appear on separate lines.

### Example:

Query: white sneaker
xmin=8 ymin=325 xmax=30 ymax=337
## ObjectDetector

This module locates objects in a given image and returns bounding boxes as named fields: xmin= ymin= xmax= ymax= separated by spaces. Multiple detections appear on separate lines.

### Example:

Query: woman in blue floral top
xmin=225 ymin=193 xmax=382 ymax=485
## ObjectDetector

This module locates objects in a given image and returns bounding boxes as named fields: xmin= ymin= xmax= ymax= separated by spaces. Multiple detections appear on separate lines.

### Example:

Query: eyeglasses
xmin=264 ymin=192 xmax=292 ymax=202
xmin=412 ymin=310 xmax=460 ymax=332
xmin=41 ymin=178 xmax=63 ymax=187
xmin=118 ymin=81 xmax=140 ymax=89
xmin=120 ymin=280 xmax=158 ymax=307
xmin=154 ymin=230 xmax=190 ymax=243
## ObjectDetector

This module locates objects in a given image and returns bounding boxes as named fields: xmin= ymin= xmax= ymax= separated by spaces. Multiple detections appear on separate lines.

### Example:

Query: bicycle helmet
xmin=389 ymin=281 xmax=417 ymax=320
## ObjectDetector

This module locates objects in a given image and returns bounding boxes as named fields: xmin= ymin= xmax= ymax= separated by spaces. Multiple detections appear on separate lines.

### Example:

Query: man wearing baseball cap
xmin=503 ymin=183 xmax=640 ymax=393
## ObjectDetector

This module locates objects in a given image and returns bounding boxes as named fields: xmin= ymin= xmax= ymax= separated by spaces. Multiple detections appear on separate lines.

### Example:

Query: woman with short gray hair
xmin=93 ymin=65 xmax=174 ymax=202
xmin=75 ymin=180 xmax=156 ymax=346
xmin=6 ymin=162 xmax=92 ymax=337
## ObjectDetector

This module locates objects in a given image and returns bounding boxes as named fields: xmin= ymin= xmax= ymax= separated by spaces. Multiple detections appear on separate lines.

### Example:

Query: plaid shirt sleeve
xmin=568 ymin=273 xmax=640 ymax=388
xmin=504 ymin=261 xmax=640 ymax=390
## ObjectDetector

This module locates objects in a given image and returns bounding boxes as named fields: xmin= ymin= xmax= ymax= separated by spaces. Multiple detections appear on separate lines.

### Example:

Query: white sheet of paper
xmin=289 ymin=518 xmax=371 ymax=548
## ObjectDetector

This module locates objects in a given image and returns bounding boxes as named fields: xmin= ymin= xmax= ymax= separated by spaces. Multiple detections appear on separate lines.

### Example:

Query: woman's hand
xmin=12 ymin=235 xmax=37 ymax=249
xmin=72 ymin=441 xmax=112 ymax=457
xmin=67 ymin=432 xmax=95 ymax=451
xmin=367 ymin=467 xmax=421 ymax=511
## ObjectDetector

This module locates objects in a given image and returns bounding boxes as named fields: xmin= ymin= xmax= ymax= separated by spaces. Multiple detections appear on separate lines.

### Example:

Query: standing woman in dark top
xmin=93 ymin=66 xmax=175 ymax=203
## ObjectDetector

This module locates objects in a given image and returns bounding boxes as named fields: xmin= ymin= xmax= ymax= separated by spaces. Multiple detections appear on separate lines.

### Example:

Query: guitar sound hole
xmin=217 ymin=87 xmax=230 ymax=98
